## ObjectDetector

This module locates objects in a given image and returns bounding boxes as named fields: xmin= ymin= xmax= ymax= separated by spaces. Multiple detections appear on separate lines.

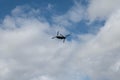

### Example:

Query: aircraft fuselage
xmin=56 ymin=36 xmax=65 ymax=39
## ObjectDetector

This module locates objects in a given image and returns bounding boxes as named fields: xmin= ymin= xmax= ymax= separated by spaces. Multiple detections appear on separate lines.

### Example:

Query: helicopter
xmin=52 ymin=31 xmax=71 ymax=43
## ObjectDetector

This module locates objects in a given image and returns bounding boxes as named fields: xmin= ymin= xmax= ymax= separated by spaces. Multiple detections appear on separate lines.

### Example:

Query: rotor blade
xmin=63 ymin=39 xmax=65 ymax=43
xmin=52 ymin=36 xmax=56 ymax=39
xmin=65 ymin=34 xmax=71 ymax=37
xmin=57 ymin=31 xmax=59 ymax=36
xmin=60 ymin=34 xmax=64 ymax=37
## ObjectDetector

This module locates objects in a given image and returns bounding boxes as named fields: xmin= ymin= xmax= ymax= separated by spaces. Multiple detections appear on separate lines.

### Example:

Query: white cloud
xmin=0 ymin=5 xmax=120 ymax=80
xmin=52 ymin=1 xmax=86 ymax=26
xmin=74 ymin=9 xmax=120 ymax=80
xmin=88 ymin=0 xmax=120 ymax=21
xmin=47 ymin=3 xmax=54 ymax=11
xmin=31 ymin=75 xmax=54 ymax=80
xmin=52 ymin=0 xmax=120 ymax=24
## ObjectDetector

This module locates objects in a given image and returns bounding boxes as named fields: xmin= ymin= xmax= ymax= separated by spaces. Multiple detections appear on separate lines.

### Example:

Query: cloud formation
xmin=52 ymin=1 xmax=86 ymax=26
xmin=0 ymin=2 xmax=120 ymax=80
xmin=88 ymin=0 xmax=120 ymax=21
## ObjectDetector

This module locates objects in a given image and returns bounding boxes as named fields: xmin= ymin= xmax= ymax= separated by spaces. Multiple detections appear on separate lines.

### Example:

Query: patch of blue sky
xmin=0 ymin=0 xmax=73 ymax=18
xmin=0 ymin=0 xmax=27 ymax=19
xmin=0 ymin=0 xmax=105 ymax=42
xmin=66 ymin=19 xmax=105 ymax=35
xmin=88 ymin=20 xmax=105 ymax=33
xmin=78 ymin=0 xmax=89 ymax=6
xmin=65 ymin=19 xmax=105 ymax=42
xmin=0 ymin=0 xmax=74 ymax=28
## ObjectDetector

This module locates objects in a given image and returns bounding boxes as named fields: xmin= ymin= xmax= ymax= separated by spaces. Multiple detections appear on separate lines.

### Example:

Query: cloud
xmin=52 ymin=1 xmax=86 ymax=26
xmin=52 ymin=0 xmax=120 ymax=24
xmin=79 ymin=9 xmax=120 ymax=80
xmin=0 ymin=5 xmax=120 ymax=80
xmin=46 ymin=3 xmax=54 ymax=11
xmin=87 ymin=0 xmax=120 ymax=21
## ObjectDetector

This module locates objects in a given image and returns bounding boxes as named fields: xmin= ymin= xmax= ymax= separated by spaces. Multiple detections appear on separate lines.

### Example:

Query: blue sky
xmin=0 ymin=0 xmax=104 ymax=35
xmin=0 ymin=0 xmax=120 ymax=80
xmin=0 ymin=0 xmax=73 ymax=18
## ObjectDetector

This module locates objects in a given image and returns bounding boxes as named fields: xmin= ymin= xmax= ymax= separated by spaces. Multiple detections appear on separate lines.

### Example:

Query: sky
xmin=0 ymin=0 xmax=120 ymax=80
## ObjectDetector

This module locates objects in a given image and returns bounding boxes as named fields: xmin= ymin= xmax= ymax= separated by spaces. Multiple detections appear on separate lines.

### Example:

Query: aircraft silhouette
xmin=52 ymin=31 xmax=71 ymax=43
